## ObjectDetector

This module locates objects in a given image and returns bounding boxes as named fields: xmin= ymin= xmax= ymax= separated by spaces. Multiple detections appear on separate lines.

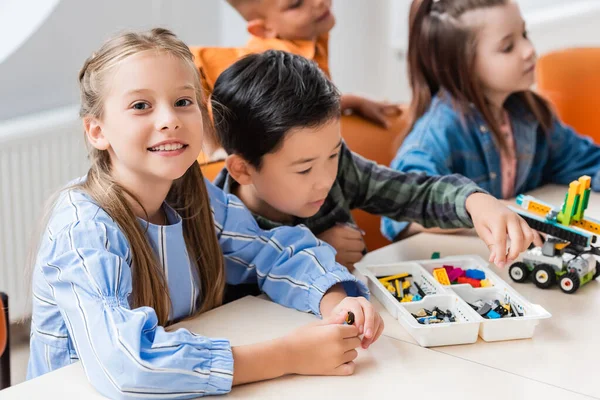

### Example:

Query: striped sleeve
xmin=42 ymin=218 xmax=233 ymax=399
xmin=205 ymin=179 xmax=369 ymax=316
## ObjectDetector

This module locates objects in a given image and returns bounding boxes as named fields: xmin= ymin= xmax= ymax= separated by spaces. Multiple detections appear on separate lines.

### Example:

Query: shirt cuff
xmin=456 ymin=184 xmax=489 ymax=228
xmin=307 ymin=270 xmax=370 ymax=317
xmin=206 ymin=339 xmax=235 ymax=394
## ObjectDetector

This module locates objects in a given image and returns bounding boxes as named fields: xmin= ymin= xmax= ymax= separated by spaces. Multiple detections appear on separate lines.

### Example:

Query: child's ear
xmin=226 ymin=154 xmax=254 ymax=185
xmin=247 ymin=19 xmax=277 ymax=39
xmin=83 ymin=116 xmax=110 ymax=151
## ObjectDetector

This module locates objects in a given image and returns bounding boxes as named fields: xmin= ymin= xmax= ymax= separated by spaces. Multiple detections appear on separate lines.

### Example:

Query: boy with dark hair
xmin=211 ymin=50 xmax=539 ymax=269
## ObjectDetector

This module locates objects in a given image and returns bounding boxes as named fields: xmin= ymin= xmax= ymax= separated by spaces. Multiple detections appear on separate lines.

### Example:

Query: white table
xmin=358 ymin=184 xmax=600 ymax=399
xmin=1 ymin=296 xmax=591 ymax=399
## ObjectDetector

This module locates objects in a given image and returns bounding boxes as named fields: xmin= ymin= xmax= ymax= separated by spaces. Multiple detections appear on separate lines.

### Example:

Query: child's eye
xmin=132 ymin=102 xmax=150 ymax=110
xmin=288 ymin=0 xmax=302 ymax=9
xmin=522 ymin=30 xmax=529 ymax=39
xmin=297 ymin=167 xmax=312 ymax=175
xmin=329 ymin=152 xmax=339 ymax=160
xmin=502 ymin=43 xmax=514 ymax=53
xmin=175 ymin=98 xmax=193 ymax=107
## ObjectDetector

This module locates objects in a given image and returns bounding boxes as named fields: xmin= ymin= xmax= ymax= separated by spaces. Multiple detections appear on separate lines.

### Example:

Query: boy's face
xmin=261 ymin=0 xmax=335 ymax=40
xmin=246 ymin=119 xmax=341 ymax=219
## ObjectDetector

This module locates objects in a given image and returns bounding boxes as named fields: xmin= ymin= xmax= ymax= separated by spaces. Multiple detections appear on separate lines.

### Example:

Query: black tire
xmin=594 ymin=261 xmax=600 ymax=280
xmin=559 ymin=272 xmax=580 ymax=294
xmin=509 ymin=262 xmax=529 ymax=283
xmin=532 ymin=264 xmax=557 ymax=289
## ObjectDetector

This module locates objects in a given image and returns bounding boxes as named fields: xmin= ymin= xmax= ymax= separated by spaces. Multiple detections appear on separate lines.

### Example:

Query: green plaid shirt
xmin=213 ymin=142 xmax=483 ymax=238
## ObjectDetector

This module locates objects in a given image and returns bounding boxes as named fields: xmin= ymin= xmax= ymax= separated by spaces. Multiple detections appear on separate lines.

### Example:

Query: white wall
xmin=0 ymin=0 xmax=231 ymax=121
xmin=328 ymin=0 xmax=408 ymax=102
xmin=2 ymin=0 xmax=600 ymax=122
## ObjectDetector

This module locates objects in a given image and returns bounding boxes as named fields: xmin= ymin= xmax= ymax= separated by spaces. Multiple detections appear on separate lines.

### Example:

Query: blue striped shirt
xmin=27 ymin=178 xmax=368 ymax=399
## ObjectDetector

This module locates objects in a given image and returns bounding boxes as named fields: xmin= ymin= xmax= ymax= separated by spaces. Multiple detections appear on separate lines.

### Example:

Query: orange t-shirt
xmin=190 ymin=34 xmax=330 ymax=95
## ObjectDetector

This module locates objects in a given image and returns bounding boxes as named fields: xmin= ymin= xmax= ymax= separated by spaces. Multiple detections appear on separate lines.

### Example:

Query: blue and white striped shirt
xmin=27 ymin=178 xmax=368 ymax=399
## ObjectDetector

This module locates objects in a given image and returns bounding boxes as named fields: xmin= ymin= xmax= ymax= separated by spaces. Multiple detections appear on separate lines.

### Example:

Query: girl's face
xmin=86 ymin=51 xmax=203 ymax=186
xmin=466 ymin=2 xmax=536 ymax=106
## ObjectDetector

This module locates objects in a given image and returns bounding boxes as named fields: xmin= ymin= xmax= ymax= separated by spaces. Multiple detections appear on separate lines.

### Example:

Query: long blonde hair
xmin=73 ymin=28 xmax=225 ymax=325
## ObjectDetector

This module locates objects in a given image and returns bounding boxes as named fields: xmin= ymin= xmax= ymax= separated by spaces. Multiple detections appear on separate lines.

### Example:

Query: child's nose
xmin=315 ymin=171 xmax=335 ymax=192
xmin=157 ymin=108 xmax=181 ymax=131
xmin=523 ymin=42 xmax=536 ymax=61
xmin=315 ymin=0 xmax=328 ymax=9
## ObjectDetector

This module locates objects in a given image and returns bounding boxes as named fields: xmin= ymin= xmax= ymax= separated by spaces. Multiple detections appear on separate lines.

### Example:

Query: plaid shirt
xmin=213 ymin=142 xmax=483 ymax=238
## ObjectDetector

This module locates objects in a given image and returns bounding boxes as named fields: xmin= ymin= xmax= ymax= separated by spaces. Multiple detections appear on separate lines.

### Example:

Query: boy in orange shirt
xmin=192 ymin=0 xmax=402 ymax=155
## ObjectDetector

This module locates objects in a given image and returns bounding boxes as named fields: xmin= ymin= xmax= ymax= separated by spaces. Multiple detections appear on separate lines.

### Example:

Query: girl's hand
xmin=325 ymin=297 xmax=384 ymax=349
xmin=282 ymin=312 xmax=361 ymax=376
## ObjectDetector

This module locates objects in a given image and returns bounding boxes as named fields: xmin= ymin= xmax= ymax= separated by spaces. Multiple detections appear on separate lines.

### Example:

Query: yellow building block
xmin=378 ymin=273 xmax=410 ymax=282
xmin=480 ymin=279 xmax=492 ymax=287
xmin=381 ymin=281 xmax=396 ymax=296
xmin=433 ymin=268 xmax=451 ymax=285
xmin=400 ymin=295 xmax=413 ymax=303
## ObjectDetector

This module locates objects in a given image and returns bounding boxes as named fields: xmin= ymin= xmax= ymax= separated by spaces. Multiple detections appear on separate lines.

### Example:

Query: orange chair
xmin=0 ymin=292 xmax=10 ymax=389
xmin=199 ymin=159 xmax=226 ymax=182
xmin=536 ymin=48 xmax=600 ymax=143
xmin=340 ymin=112 xmax=408 ymax=251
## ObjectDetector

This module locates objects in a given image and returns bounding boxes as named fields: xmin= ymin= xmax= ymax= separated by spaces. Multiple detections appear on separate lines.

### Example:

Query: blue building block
xmin=465 ymin=269 xmax=486 ymax=280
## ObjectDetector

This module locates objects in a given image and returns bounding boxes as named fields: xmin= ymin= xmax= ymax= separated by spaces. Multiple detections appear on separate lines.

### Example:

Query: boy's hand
xmin=341 ymin=94 xmax=402 ymax=129
xmin=317 ymin=225 xmax=365 ymax=271
xmin=466 ymin=193 xmax=543 ymax=268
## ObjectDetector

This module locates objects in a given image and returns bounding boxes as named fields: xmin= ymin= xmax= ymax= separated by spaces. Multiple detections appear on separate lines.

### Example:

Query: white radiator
xmin=0 ymin=105 xmax=88 ymax=321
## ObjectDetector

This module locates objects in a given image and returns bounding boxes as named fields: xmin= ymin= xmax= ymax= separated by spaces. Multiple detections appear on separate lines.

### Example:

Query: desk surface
xmin=358 ymin=184 xmax=600 ymax=399
xmin=1 ymin=296 xmax=591 ymax=399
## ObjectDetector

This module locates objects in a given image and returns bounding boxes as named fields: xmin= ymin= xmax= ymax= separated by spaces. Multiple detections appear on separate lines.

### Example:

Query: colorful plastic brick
xmin=412 ymin=307 xmax=456 ymax=324
xmin=378 ymin=273 xmax=411 ymax=282
xmin=447 ymin=268 xmax=465 ymax=282
xmin=480 ymin=279 xmax=492 ymax=287
xmin=465 ymin=269 xmax=486 ymax=280
xmin=468 ymin=299 xmax=523 ymax=319
xmin=433 ymin=268 xmax=451 ymax=285
xmin=457 ymin=277 xmax=481 ymax=288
